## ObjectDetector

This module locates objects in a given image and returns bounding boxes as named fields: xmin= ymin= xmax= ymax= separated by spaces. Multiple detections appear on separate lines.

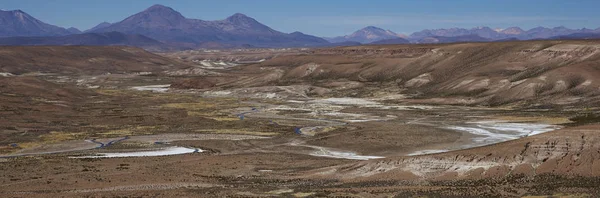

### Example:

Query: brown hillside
xmin=0 ymin=46 xmax=189 ymax=75
xmin=221 ymin=40 xmax=600 ymax=107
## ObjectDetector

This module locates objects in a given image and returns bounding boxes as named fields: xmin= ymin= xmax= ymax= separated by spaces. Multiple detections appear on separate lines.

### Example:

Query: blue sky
xmin=2 ymin=0 xmax=599 ymax=37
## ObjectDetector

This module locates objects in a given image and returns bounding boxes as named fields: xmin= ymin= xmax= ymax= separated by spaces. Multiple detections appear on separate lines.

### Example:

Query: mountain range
xmin=0 ymin=5 xmax=329 ymax=49
xmin=87 ymin=5 xmax=328 ymax=48
xmin=407 ymin=26 xmax=600 ymax=42
xmin=1 ymin=4 xmax=600 ymax=49
xmin=84 ymin=22 xmax=111 ymax=33
xmin=0 ymin=9 xmax=72 ymax=37
xmin=324 ymin=26 xmax=407 ymax=44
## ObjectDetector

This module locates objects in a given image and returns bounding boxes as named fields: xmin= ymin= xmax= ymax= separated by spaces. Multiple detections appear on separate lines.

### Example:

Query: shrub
xmin=534 ymin=82 xmax=555 ymax=96
xmin=566 ymin=74 xmax=586 ymax=89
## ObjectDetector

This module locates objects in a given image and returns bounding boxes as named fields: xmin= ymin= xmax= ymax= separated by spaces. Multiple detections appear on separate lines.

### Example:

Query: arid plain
xmin=2 ymin=40 xmax=600 ymax=197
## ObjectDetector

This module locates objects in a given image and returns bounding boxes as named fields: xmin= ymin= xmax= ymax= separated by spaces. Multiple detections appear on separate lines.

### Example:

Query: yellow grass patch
xmin=522 ymin=193 xmax=591 ymax=198
xmin=162 ymin=102 xmax=217 ymax=110
xmin=293 ymin=192 xmax=316 ymax=197
xmin=96 ymin=89 xmax=126 ymax=96
xmin=267 ymin=189 xmax=294 ymax=195
xmin=195 ymin=129 xmax=278 ymax=136
xmin=98 ymin=126 xmax=160 ymax=137
xmin=211 ymin=117 xmax=240 ymax=121
xmin=493 ymin=116 xmax=572 ymax=125
xmin=10 ymin=142 xmax=43 ymax=151
xmin=99 ymin=129 xmax=135 ymax=136
xmin=187 ymin=111 xmax=239 ymax=121
xmin=321 ymin=126 xmax=341 ymax=133
xmin=41 ymin=131 xmax=88 ymax=143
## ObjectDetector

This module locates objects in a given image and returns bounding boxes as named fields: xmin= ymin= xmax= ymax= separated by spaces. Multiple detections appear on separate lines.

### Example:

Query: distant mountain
xmin=495 ymin=37 xmax=520 ymax=42
xmin=409 ymin=26 xmax=599 ymax=41
xmin=85 ymin=22 xmax=111 ymax=33
xmin=329 ymin=25 xmax=600 ymax=44
xmin=550 ymin=33 xmax=600 ymax=40
xmin=521 ymin=26 xmax=583 ymax=40
xmin=410 ymin=28 xmax=472 ymax=39
xmin=417 ymin=35 xmax=491 ymax=44
xmin=0 ymin=31 xmax=179 ymax=51
xmin=288 ymin=31 xmax=331 ymax=43
xmin=4 ymin=5 xmax=600 ymax=48
xmin=470 ymin=27 xmax=502 ymax=39
xmin=500 ymin=27 xmax=525 ymax=35
xmin=369 ymin=37 xmax=410 ymax=45
xmin=325 ymin=41 xmax=362 ymax=47
xmin=67 ymin=27 xmax=81 ymax=34
xmin=90 ymin=4 xmax=328 ymax=48
xmin=410 ymin=27 xmax=504 ymax=39
xmin=522 ymin=27 xmax=555 ymax=39
xmin=0 ymin=9 xmax=71 ymax=37
xmin=326 ymin=26 xmax=406 ymax=43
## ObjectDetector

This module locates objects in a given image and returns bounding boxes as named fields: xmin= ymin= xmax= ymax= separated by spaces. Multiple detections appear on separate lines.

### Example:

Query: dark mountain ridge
xmin=325 ymin=26 xmax=405 ymax=43
xmin=91 ymin=5 xmax=329 ymax=48
xmin=0 ymin=9 xmax=72 ymax=37
xmin=0 ymin=31 xmax=180 ymax=51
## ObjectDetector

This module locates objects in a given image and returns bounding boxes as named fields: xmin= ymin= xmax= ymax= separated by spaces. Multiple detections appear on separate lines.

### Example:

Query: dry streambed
xmin=243 ymin=97 xmax=563 ymax=159
xmin=409 ymin=121 xmax=561 ymax=155
xmin=0 ymin=134 xmax=268 ymax=158
xmin=70 ymin=146 xmax=200 ymax=158
xmin=0 ymin=93 xmax=563 ymax=161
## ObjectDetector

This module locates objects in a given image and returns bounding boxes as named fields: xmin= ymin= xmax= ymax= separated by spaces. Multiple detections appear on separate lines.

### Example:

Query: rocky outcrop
xmin=315 ymin=124 xmax=600 ymax=181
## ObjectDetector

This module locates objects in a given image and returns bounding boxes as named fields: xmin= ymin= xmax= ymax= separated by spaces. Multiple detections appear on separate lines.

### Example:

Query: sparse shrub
xmin=462 ymin=88 xmax=489 ymax=97
xmin=486 ymin=95 xmax=515 ymax=106
xmin=566 ymin=74 xmax=586 ymax=89
xmin=569 ymin=112 xmax=600 ymax=125
xmin=534 ymin=82 xmax=555 ymax=96
xmin=569 ymin=87 xmax=594 ymax=96
xmin=311 ymin=70 xmax=346 ymax=80
xmin=509 ymin=67 xmax=551 ymax=82
xmin=367 ymin=72 xmax=389 ymax=82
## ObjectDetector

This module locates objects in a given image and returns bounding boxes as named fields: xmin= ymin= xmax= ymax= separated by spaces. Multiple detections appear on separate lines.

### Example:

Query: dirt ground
xmin=2 ymin=43 xmax=600 ymax=197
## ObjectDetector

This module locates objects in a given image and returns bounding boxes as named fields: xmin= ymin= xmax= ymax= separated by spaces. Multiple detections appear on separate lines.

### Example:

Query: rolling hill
xmin=0 ymin=31 xmax=180 ymax=51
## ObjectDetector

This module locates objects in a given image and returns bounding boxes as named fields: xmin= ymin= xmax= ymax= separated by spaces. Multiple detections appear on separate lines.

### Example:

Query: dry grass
xmin=0 ymin=46 xmax=188 ymax=75
xmin=292 ymin=192 xmax=316 ymax=197
xmin=162 ymin=102 xmax=217 ymax=110
xmin=98 ymin=126 xmax=162 ymax=137
xmin=492 ymin=116 xmax=572 ymax=125
xmin=522 ymin=193 xmax=591 ymax=198
xmin=195 ymin=129 xmax=279 ymax=136
xmin=187 ymin=111 xmax=239 ymax=121
xmin=40 ymin=131 xmax=89 ymax=143
xmin=96 ymin=89 xmax=125 ymax=96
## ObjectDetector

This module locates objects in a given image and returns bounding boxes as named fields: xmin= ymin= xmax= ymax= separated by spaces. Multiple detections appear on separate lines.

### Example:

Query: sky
xmin=2 ymin=0 xmax=599 ymax=37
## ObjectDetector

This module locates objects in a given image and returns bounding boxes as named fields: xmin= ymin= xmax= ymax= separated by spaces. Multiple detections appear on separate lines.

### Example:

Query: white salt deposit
xmin=70 ymin=147 xmax=200 ymax=158
xmin=446 ymin=126 xmax=517 ymax=143
xmin=447 ymin=121 xmax=560 ymax=144
xmin=472 ymin=121 xmax=560 ymax=136
xmin=407 ymin=149 xmax=449 ymax=156
xmin=130 ymin=84 xmax=170 ymax=92
xmin=300 ymin=144 xmax=383 ymax=160
xmin=409 ymin=121 xmax=560 ymax=156
xmin=0 ymin=72 xmax=14 ymax=77
xmin=310 ymin=149 xmax=384 ymax=160
xmin=311 ymin=98 xmax=380 ymax=106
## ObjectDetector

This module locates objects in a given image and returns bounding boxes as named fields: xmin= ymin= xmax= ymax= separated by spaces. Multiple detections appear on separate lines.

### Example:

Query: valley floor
xmin=2 ymin=42 xmax=600 ymax=197
xmin=0 ymin=82 xmax=594 ymax=197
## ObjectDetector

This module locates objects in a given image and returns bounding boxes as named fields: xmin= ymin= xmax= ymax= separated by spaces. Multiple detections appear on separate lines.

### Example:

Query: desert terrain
xmin=2 ymin=40 xmax=600 ymax=197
